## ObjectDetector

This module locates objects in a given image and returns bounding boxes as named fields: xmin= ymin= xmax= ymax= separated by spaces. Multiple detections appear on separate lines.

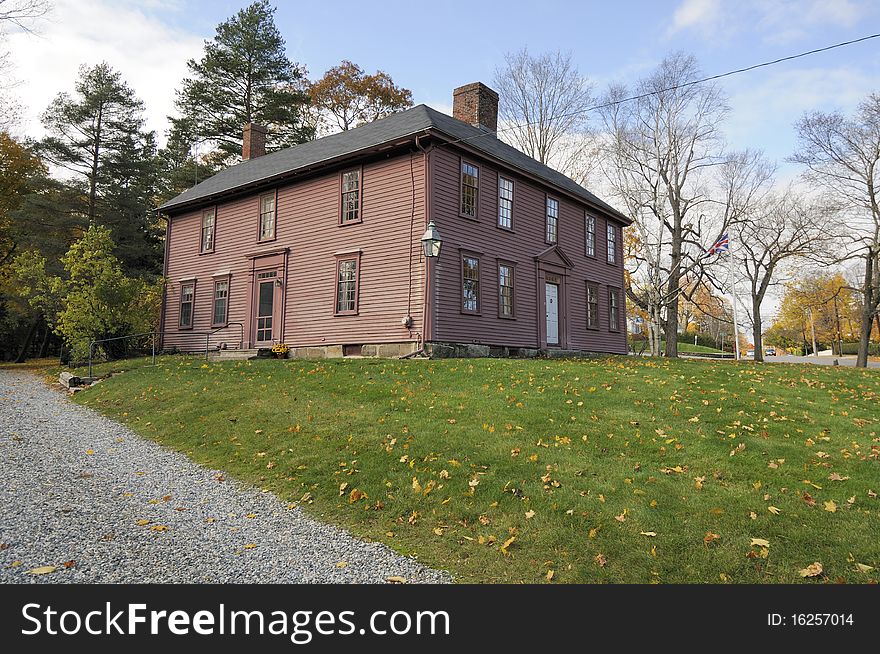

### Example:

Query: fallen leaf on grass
xmin=828 ymin=473 xmax=850 ymax=481
xmin=594 ymin=553 xmax=607 ymax=567
xmin=525 ymin=510 xmax=535 ymax=520
xmin=750 ymin=538 xmax=770 ymax=548
xmin=348 ymin=488 xmax=367 ymax=503
xmin=500 ymin=536 xmax=516 ymax=555
xmin=802 ymin=492 xmax=816 ymax=507
xmin=704 ymin=532 xmax=721 ymax=547
xmin=26 ymin=566 xmax=56 ymax=575
xmin=640 ymin=531 xmax=657 ymax=537
xmin=856 ymin=563 xmax=875 ymax=574
xmin=799 ymin=562 xmax=823 ymax=578
xmin=824 ymin=500 xmax=838 ymax=513
xmin=768 ymin=506 xmax=781 ymax=515
xmin=545 ymin=569 xmax=555 ymax=582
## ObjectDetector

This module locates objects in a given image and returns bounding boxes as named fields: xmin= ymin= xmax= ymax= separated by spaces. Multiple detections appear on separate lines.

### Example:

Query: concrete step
xmin=208 ymin=348 xmax=269 ymax=361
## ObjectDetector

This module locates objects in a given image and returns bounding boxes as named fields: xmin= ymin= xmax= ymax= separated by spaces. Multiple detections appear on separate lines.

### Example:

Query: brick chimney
xmin=453 ymin=82 xmax=499 ymax=133
xmin=242 ymin=123 xmax=267 ymax=160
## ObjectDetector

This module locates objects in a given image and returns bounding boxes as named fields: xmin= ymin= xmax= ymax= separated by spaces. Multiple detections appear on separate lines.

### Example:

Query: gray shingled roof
xmin=159 ymin=104 xmax=629 ymax=222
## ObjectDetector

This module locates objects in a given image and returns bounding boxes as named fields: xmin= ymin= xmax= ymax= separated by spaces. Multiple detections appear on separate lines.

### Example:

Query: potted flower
xmin=271 ymin=342 xmax=289 ymax=359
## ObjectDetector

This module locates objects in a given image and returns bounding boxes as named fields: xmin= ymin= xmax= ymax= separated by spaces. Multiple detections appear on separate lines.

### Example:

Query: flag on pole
xmin=704 ymin=233 xmax=729 ymax=258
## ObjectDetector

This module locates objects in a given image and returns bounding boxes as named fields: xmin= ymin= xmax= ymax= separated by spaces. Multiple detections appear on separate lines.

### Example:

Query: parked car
xmin=764 ymin=347 xmax=776 ymax=356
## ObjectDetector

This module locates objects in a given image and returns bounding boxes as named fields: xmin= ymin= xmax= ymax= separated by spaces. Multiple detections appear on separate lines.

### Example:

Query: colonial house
xmin=158 ymin=82 xmax=631 ymax=358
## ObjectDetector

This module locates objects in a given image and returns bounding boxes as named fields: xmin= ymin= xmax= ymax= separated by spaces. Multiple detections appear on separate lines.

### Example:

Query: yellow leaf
xmin=824 ymin=500 xmax=837 ymax=513
xmin=26 ymin=566 xmax=57 ymax=575
xmin=588 ymin=527 xmax=599 ymax=539
xmin=640 ymin=531 xmax=657 ymax=537
xmin=336 ymin=561 xmax=348 ymax=568
xmin=85 ymin=449 xmax=94 ymax=456
xmin=150 ymin=525 xmax=169 ymax=532
xmin=545 ymin=569 xmax=555 ymax=582
xmin=500 ymin=536 xmax=516 ymax=555
xmin=856 ymin=563 xmax=875 ymax=573
xmin=243 ymin=543 xmax=256 ymax=550
xmin=525 ymin=510 xmax=536 ymax=519
xmin=798 ymin=562 xmax=823 ymax=578
xmin=750 ymin=538 xmax=770 ymax=548
xmin=768 ymin=506 xmax=781 ymax=515
xmin=135 ymin=519 xmax=150 ymax=526
xmin=386 ymin=576 xmax=407 ymax=584
xmin=411 ymin=477 xmax=422 ymax=494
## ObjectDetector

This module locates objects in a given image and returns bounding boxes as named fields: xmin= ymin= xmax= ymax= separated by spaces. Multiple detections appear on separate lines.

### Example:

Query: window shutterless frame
xmin=334 ymin=253 xmax=361 ymax=315
xmin=200 ymin=208 xmax=216 ymax=253
xmin=585 ymin=213 xmax=596 ymax=258
xmin=179 ymin=280 xmax=196 ymax=329
xmin=497 ymin=175 xmax=514 ymax=231
xmin=607 ymin=222 xmax=618 ymax=265
xmin=545 ymin=196 xmax=559 ymax=244
xmin=459 ymin=159 xmax=480 ymax=219
xmin=460 ymin=252 xmax=481 ymax=314
xmin=608 ymin=287 xmax=621 ymax=331
xmin=211 ymin=277 xmax=230 ymax=327
xmin=586 ymin=282 xmax=599 ymax=330
xmin=339 ymin=167 xmax=363 ymax=225
xmin=258 ymin=191 xmax=277 ymax=242
xmin=497 ymin=260 xmax=516 ymax=319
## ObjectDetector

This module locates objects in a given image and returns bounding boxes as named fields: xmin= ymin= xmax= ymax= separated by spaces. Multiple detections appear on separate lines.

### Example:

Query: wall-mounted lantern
xmin=421 ymin=221 xmax=442 ymax=258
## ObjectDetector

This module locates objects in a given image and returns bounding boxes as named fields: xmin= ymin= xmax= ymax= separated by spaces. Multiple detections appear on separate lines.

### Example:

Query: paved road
xmin=761 ymin=355 xmax=879 ymax=369
xmin=0 ymin=371 xmax=447 ymax=583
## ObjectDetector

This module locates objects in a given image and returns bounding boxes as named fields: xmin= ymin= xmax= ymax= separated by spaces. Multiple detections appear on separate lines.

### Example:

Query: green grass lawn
xmin=64 ymin=355 xmax=879 ymax=584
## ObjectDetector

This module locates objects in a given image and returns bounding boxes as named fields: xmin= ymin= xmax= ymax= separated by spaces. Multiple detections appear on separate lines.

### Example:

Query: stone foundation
xmin=281 ymin=341 xmax=609 ymax=360
xmin=287 ymin=342 xmax=419 ymax=359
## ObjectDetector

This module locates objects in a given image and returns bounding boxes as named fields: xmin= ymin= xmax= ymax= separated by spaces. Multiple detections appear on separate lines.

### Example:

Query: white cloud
xmin=666 ymin=0 xmax=869 ymax=44
xmin=668 ymin=0 xmax=723 ymax=37
xmin=5 ymin=0 xmax=204 ymax=143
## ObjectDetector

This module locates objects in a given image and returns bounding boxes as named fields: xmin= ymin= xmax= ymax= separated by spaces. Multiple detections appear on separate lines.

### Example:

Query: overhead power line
xmin=443 ymin=32 xmax=880 ymax=149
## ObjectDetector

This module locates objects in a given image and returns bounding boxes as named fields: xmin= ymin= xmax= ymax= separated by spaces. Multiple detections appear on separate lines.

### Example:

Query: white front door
xmin=545 ymin=282 xmax=559 ymax=345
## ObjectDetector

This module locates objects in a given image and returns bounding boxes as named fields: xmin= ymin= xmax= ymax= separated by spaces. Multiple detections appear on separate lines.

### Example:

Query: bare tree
xmin=734 ymin=191 xmax=836 ymax=361
xmin=493 ymin=48 xmax=594 ymax=179
xmin=0 ymin=0 xmax=50 ymax=32
xmin=600 ymin=53 xmax=736 ymax=357
xmin=791 ymin=94 xmax=880 ymax=367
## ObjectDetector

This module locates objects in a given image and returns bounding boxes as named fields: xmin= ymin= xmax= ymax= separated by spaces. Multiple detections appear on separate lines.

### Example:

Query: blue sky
xmin=7 ymin=0 xmax=880 ymax=180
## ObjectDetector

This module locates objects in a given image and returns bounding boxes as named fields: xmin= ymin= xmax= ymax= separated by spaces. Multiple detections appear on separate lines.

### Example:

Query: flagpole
xmin=729 ymin=238 xmax=741 ymax=361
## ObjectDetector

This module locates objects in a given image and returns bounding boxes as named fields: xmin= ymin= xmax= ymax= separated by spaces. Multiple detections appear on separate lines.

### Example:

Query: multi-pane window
xmin=607 ymin=223 xmax=617 ymax=264
xmin=585 ymin=214 xmax=596 ymax=257
xmin=201 ymin=209 xmax=215 ymax=252
xmin=499 ymin=263 xmax=514 ymax=317
xmin=335 ymin=258 xmax=358 ymax=314
xmin=609 ymin=288 xmax=620 ymax=331
xmin=212 ymin=279 xmax=229 ymax=326
xmin=461 ymin=162 xmax=479 ymax=218
xmin=259 ymin=193 xmax=276 ymax=240
xmin=179 ymin=283 xmax=194 ymax=328
xmin=462 ymin=255 xmax=480 ymax=313
xmin=341 ymin=170 xmax=360 ymax=223
xmin=498 ymin=176 xmax=513 ymax=229
xmin=586 ymin=283 xmax=599 ymax=329
xmin=546 ymin=197 xmax=558 ymax=243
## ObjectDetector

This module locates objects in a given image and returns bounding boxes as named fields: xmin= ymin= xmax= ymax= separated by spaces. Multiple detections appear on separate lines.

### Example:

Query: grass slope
xmin=70 ymin=356 xmax=879 ymax=584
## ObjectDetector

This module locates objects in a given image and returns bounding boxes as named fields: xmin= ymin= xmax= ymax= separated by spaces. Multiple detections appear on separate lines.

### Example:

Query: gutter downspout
xmin=158 ymin=208 xmax=170 ymax=351
xmin=401 ymin=133 xmax=433 ymax=359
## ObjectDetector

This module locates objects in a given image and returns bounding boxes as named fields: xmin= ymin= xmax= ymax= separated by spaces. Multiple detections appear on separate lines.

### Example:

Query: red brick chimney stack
xmin=452 ymin=82 xmax=499 ymax=133
xmin=242 ymin=123 xmax=267 ymax=160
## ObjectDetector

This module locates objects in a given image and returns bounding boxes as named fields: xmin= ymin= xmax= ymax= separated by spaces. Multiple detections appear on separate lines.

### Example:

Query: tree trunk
xmin=752 ymin=298 xmax=764 ymax=363
xmin=664 ymin=267 xmax=680 ymax=358
xmin=14 ymin=315 xmax=41 ymax=363
xmin=857 ymin=252 xmax=874 ymax=368
xmin=38 ymin=322 xmax=51 ymax=358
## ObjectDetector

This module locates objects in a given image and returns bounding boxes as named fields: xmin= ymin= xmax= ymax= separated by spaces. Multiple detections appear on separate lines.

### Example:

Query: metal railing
xmin=86 ymin=322 xmax=244 ymax=378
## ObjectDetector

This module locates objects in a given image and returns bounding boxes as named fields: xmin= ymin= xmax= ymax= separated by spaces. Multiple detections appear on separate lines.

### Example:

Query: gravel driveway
xmin=0 ymin=371 xmax=448 ymax=584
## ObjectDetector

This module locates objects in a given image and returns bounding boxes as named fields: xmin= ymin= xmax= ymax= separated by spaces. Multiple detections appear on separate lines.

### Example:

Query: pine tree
xmin=171 ymin=0 xmax=313 ymax=167
xmin=36 ymin=62 xmax=161 ymax=275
